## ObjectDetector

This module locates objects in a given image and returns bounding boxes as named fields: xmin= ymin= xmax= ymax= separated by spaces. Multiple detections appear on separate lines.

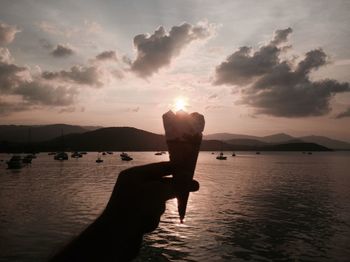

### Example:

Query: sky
xmin=0 ymin=0 xmax=349 ymax=141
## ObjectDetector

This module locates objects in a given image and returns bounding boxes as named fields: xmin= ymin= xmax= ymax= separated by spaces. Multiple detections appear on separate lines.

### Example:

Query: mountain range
xmin=0 ymin=124 xmax=101 ymax=143
xmin=204 ymin=133 xmax=350 ymax=150
xmin=0 ymin=125 xmax=340 ymax=152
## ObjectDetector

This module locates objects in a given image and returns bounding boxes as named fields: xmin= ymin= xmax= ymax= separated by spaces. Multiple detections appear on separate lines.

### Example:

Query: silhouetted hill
xmin=205 ymin=132 xmax=349 ymax=150
xmin=259 ymin=142 xmax=330 ymax=151
xmin=1 ymin=124 xmax=347 ymax=150
xmin=44 ymin=127 xmax=167 ymax=151
xmin=0 ymin=127 xmax=329 ymax=152
xmin=299 ymin=136 xmax=350 ymax=150
xmin=0 ymin=126 xmax=333 ymax=152
xmin=226 ymin=139 xmax=268 ymax=147
xmin=0 ymin=124 xmax=99 ymax=143
xmin=204 ymin=133 xmax=260 ymax=141
xmin=261 ymin=133 xmax=295 ymax=143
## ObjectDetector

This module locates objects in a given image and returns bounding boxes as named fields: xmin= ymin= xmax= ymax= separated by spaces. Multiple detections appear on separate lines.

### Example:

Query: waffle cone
xmin=167 ymin=135 xmax=202 ymax=222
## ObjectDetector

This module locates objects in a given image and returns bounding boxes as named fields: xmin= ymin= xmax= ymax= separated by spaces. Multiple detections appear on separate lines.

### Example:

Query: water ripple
xmin=0 ymin=152 xmax=350 ymax=261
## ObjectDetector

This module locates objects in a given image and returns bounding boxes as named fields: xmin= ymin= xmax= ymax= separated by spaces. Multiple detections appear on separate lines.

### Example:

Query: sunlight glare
xmin=174 ymin=97 xmax=187 ymax=112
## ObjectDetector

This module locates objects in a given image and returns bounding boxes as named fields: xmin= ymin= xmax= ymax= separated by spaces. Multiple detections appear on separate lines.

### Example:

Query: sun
xmin=174 ymin=97 xmax=187 ymax=112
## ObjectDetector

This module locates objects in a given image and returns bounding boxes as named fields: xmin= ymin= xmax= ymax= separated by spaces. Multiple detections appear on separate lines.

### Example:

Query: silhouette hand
xmin=51 ymin=161 xmax=199 ymax=262
xmin=102 ymin=161 xmax=200 ymax=259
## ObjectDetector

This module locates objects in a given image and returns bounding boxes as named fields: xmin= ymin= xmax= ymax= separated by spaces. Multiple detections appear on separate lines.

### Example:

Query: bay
xmin=0 ymin=152 xmax=349 ymax=261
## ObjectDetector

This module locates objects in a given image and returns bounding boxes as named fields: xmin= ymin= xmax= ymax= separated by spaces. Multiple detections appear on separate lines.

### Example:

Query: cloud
xmin=14 ymin=80 xmax=77 ymax=106
xmin=214 ymin=29 xmax=293 ymax=86
xmin=51 ymin=44 xmax=75 ymax=58
xmin=214 ymin=28 xmax=350 ymax=117
xmin=128 ymin=106 xmax=140 ymax=112
xmin=270 ymin=27 xmax=293 ymax=46
xmin=37 ymin=20 xmax=102 ymax=38
xmin=39 ymin=38 xmax=53 ymax=50
xmin=0 ymin=47 xmax=13 ymax=63
xmin=95 ymin=50 xmax=117 ymax=61
xmin=0 ymin=49 xmax=30 ymax=92
xmin=336 ymin=107 xmax=350 ymax=118
xmin=0 ymin=22 xmax=20 ymax=45
xmin=1 ymin=45 xmax=124 ymax=116
xmin=208 ymin=93 xmax=218 ymax=99
xmin=58 ymin=106 xmax=85 ymax=114
xmin=42 ymin=65 xmax=103 ymax=87
xmin=131 ymin=22 xmax=214 ymax=77
xmin=83 ymin=20 xmax=102 ymax=34
xmin=0 ymin=46 xmax=127 ymax=116
xmin=205 ymin=105 xmax=224 ymax=110
xmin=0 ymin=48 xmax=78 ymax=114
xmin=0 ymin=100 xmax=32 ymax=116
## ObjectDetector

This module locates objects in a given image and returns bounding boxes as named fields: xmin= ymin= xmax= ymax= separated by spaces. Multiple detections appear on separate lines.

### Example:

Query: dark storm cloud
xmin=42 ymin=65 xmax=103 ymax=87
xmin=336 ymin=107 xmax=350 ymax=118
xmin=131 ymin=22 xmax=213 ymax=77
xmin=0 ymin=22 xmax=20 ymax=45
xmin=51 ymin=44 xmax=74 ymax=57
xmin=96 ymin=50 xmax=117 ymax=61
xmin=214 ymin=28 xmax=350 ymax=117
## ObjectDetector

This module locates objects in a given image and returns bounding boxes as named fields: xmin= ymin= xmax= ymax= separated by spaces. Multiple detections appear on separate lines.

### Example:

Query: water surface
xmin=0 ymin=152 xmax=349 ymax=261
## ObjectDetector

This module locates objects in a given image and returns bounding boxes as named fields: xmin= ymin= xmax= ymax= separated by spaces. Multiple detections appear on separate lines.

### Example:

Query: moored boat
xmin=121 ymin=153 xmax=133 ymax=161
xmin=71 ymin=152 xmax=82 ymax=158
xmin=54 ymin=152 xmax=68 ymax=160
xmin=22 ymin=154 xmax=34 ymax=164
xmin=216 ymin=152 xmax=227 ymax=160
xmin=7 ymin=155 xmax=24 ymax=169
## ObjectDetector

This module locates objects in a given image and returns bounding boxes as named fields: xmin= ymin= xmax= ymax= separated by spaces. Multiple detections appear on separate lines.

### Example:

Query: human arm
xmin=50 ymin=161 xmax=199 ymax=261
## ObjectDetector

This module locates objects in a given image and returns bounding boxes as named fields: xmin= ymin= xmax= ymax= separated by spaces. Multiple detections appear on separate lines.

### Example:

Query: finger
xmin=161 ymin=178 xmax=200 ymax=193
xmin=120 ymin=162 xmax=172 ymax=182
xmin=147 ymin=178 xmax=200 ymax=202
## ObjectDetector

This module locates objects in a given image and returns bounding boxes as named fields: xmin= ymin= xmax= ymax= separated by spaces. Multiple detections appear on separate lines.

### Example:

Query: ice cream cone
xmin=167 ymin=136 xmax=202 ymax=222
xmin=162 ymin=110 xmax=205 ymax=222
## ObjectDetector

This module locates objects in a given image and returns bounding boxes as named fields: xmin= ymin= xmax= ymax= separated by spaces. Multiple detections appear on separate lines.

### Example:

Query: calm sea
xmin=0 ymin=152 xmax=349 ymax=261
